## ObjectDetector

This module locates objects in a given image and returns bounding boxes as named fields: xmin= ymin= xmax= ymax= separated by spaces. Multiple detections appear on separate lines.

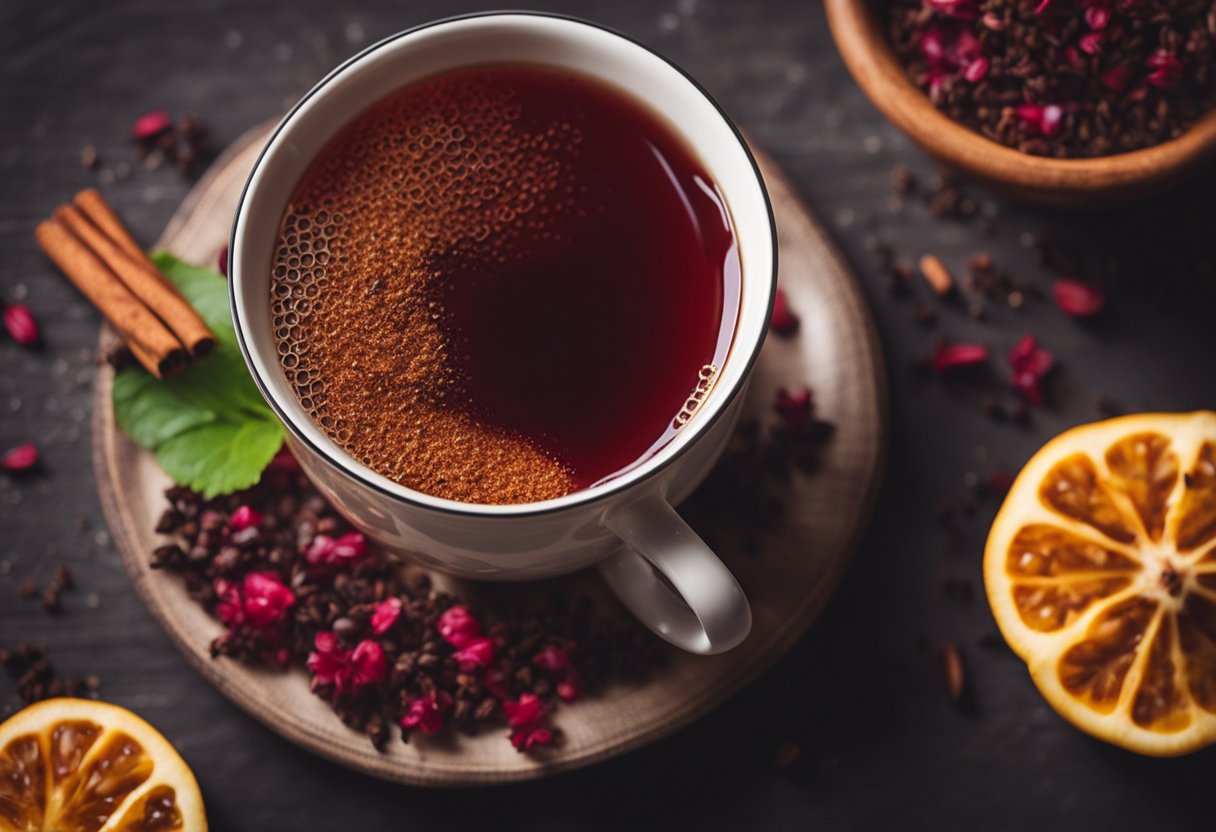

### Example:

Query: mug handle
xmin=600 ymin=498 xmax=751 ymax=655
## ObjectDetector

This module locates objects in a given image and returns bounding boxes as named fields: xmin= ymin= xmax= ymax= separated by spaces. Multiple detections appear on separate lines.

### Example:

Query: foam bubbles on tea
xmin=271 ymin=64 xmax=739 ymax=504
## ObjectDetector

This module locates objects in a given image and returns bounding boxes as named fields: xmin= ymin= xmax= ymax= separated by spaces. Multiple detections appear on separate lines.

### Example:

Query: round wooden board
xmin=92 ymin=123 xmax=888 ymax=786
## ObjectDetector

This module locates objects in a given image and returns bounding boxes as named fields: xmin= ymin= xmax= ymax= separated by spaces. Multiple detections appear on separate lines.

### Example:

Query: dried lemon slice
xmin=985 ymin=412 xmax=1216 ymax=756
xmin=0 ymin=698 xmax=206 ymax=831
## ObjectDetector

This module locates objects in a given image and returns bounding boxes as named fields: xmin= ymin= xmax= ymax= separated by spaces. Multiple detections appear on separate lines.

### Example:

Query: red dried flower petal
xmin=453 ymin=636 xmax=496 ymax=671
xmin=1052 ymin=279 xmax=1105 ymax=318
xmin=218 ymin=245 xmax=229 ymax=277
xmin=1083 ymin=3 xmax=1111 ymax=29
xmin=131 ymin=110 xmax=173 ymax=141
xmin=350 ymin=639 xmax=387 ymax=687
xmin=1100 ymin=64 xmax=1132 ymax=92
xmin=241 ymin=571 xmax=295 ymax=628
xmin=1147 ymin=50 xmax=1183 ymax=90
xmin=931 ymin=342 xmax=989 ymax=373
xmin=532 ymin=644 xmax=572 ymax=672
xmin=1034 ymin=0 xmax=1053 ymax=12
xmin=4 ymin=304 xmax=40 ymax=346
xmin=370 ymin=597 xmax=402 ymax=636
xmin=306 ymin=631 xmax=347 ymax=690
xmin=438 ymin=605 xmax=481 ymax=648
xmin=482 ymin=665 xmax=511 ymax=700
xmin=963 ymin=56 xmax=989 ymax=83
xmin=774 ymin=387 xmax=812 ymax=429
xmin=503 ymin=693 xmax=545 ymax=728
xmin=1 ymin=441 xmax=38 ymax=473
xmin=510 ymin=725 xmax=553 ymax=752
xmin=556 ymin=678 xmax=581 ymax=703
xmin=769 ymin=288 xmax=800 ymax=337
xmin=927 ymin=0 xmax=978 ymax=19
xmin=1079 ymin=32 xmax=1104 ymax=55
xmin=980 ymin=12 xmax=1004 ymax=30
xmin=1008 ymin=335 xmax=1055 ymax=405
xmin=400 ymin=691 xmax=452 ymax=735
xmin=229 ymin=505 xmax=263 ymax=531
xmin=304 ymin=531 xmax=367 ymax=571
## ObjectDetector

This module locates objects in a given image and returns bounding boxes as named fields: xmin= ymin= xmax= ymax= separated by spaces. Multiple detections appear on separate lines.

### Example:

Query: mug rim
xmin=228 ymin=10 xmax=778 ymax=519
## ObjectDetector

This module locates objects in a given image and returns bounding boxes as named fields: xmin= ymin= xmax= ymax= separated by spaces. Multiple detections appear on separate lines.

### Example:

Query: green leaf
xmin=112 ymin=252 xmax=284 ymax=498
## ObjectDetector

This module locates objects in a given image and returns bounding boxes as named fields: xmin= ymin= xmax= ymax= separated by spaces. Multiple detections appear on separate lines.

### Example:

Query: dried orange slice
xmin=985 ymin=412 xmax=1216 ymax=756
xmin=0 ymin=698 xmax=206 ymax=831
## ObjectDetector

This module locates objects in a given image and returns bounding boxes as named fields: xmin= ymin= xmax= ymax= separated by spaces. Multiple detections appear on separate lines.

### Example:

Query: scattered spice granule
xmin=888 ymin=0 xmax=1216 ymax=157
xmin=0 ymin=643 xmax=100 ymax=708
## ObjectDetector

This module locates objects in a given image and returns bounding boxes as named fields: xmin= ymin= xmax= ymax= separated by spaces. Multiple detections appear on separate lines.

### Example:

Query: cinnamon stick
xmin=54 ymin=203 xmax=214 ymax=358
xmin=73 ymin=188 xmax=154 ymax=267
xmin=35 ymin=220 xmax=188 ymax=378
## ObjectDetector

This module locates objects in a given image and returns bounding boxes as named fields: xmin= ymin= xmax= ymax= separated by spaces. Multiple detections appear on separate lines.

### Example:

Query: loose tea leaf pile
xmin=149 ymin=451 xmax=666 ymax=751
xmin=887 ymin=0 xmax=1216 ymax=157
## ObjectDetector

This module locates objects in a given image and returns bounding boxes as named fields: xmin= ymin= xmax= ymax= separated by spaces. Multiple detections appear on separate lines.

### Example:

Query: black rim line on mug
xmin=227 ymin=10 xmax=779 ymax=519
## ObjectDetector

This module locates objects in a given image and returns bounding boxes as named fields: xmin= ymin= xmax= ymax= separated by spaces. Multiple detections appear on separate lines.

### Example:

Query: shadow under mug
xmin=229 ymin=12 xmax=777 ymax=655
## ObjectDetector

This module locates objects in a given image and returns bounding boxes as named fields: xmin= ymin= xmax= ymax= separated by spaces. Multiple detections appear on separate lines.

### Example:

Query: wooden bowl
xmin=824 ymin=0 xmax=1216 ymax=208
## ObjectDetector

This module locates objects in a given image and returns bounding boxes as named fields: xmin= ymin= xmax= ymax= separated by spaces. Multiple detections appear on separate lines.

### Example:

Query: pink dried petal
xmin=932 ymin=343 xmax=989 ymax=373
xmin=400 ymin=691 xmax=452 ymax=735
xmin=926 ymin=0 xmax=978 ymax=18
xmin=331 ymin=532 xmax=366 ymax=562
xmin=509 ymin=725 xmax=553 ymax=752
xmin=1008 ymin=335 xmax=1055 ymax=405
xmin=218 ymin=245 xmax=229 ymax=277
xmin=1100 ymin=64 xmax=1132 ymax=92
xmin=4 ymin=304 xmax=40 ymax=346
xmin=1147 ymin=50 xmax=1182 ymax=90
xmin=370 ymin=597 xmax=402 ymax=636
xmin=1015 ymin=104 xmax=1063 ymax=137
xmin=1052 ymin=279 xmax=1106 ymax=318
xmin=241 ymin=571 xmax=295 ymax=628
xmin=229 ymin=505 xmax=263 ymax=531
xmin=769 ymin=288 xmax=800 ymax=337
xmin=453 ymin=636 xmax=495 ymax=671
xmin=1084 ymin=3 xmax=1111 ymax=29
xmin=1 ymin=441 xmax=38 ymax=473
xmin=131 ymin=110 xmax=172 ymax=141
xmin=1039 ymin=104 xmax=1063 ymax=137
xmin=350 ymin=639 xmax=387 ymax=687
xmin=774 ymin=387 xmax=812 ymax=429
xmin=918 ymin=28 xmax=948 ymax=66
xmin=438 ymin=605 xmax=481 ymax=648
xmin=305 ymin=534 xmax=336 ymax=564
xmin=556 ymin=677 xmax=581 ymax=703
xmin=1079 ymin=32 xmax=1104 ymax=55
xmin=482 ymin=666 xmax=511 ymax=700
xmin=980 ymin=12 xmax=1004 ymax=30
xmin=1034 ymin=0 xmax=1053 ymax=12
xmin=213 ymin=578 xmax=242 ymax=627
xmin=306 ymin=631 xmax=348 ymax=690
xmin=963 ymin=57 xmax=989 ymax=83
xmin=503 ymin=693 xmax=545 ymax=728
xmin=953 ymin=30 xmax=982 ymax=63
xmin=532 ymin=645 xmax=572 ymax=672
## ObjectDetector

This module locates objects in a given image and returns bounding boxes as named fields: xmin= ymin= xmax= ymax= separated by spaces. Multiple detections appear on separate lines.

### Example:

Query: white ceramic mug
xmin=229 ymin=12 xmax=776 ymax=655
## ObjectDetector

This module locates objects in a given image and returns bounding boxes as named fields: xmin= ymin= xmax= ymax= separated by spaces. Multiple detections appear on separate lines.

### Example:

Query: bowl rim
xmin=824 ymin=0 xmax=1216 ymax=192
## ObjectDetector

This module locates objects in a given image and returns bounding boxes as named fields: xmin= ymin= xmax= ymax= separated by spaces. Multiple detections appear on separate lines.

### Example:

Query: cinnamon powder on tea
xmin=270 ymin=72 xmax=579 ymax=504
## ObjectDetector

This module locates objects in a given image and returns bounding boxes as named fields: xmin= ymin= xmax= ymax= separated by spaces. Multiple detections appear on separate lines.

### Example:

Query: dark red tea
xmin=271 ymin=64 xmax=739 ymax=504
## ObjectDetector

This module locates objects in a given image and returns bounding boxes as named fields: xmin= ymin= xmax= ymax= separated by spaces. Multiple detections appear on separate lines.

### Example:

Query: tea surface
xmin=271 ymin=64 xmax=739 ymax=503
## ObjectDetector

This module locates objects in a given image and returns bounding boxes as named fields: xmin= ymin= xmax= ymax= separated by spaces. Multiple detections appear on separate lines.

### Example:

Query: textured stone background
xmin=2 ymin=1 xmax=1214 ymax=828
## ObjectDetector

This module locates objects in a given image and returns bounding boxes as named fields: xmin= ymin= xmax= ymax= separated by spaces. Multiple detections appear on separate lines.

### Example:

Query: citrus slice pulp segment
xmin=984 ymin=412 xmax=1216 ymax=756
xmin=1039 ymin=453 xmax=1138 ymax=544
xmin=0 ymin=734 xmax=46 ymax=830
xmin=1103 ymin=432 xmax=1179 ymax=543
xmin=1176 ymin=442 xmax=1216 ymax=552
xmin=0 ymin=700 xmax=205 ymax=832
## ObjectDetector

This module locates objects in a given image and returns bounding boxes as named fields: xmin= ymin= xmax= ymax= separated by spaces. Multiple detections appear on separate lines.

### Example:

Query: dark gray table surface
xmin=3 ymin=1 xmax=1215 ymax=829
